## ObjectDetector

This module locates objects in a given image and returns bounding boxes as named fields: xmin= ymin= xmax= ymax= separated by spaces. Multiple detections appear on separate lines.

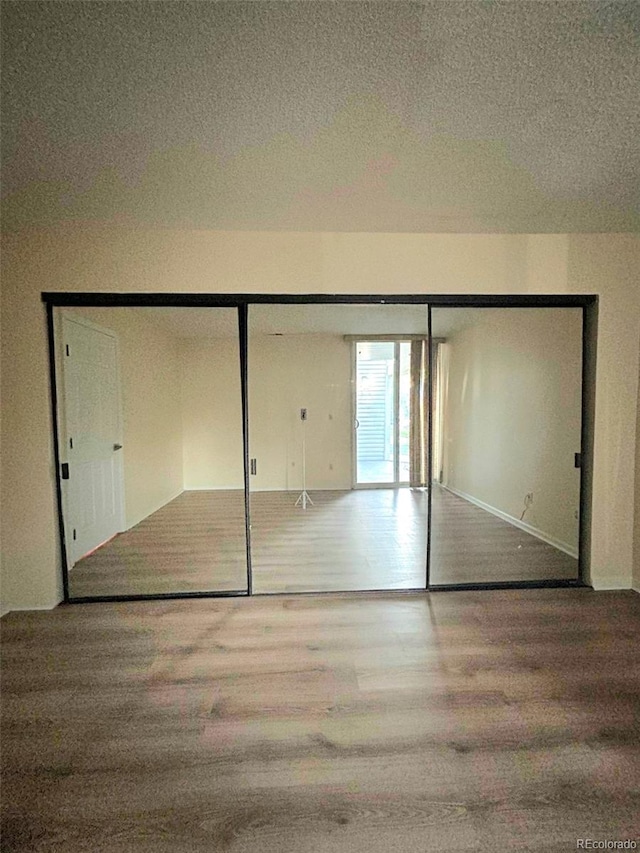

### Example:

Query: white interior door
xmin=61 ymin=315 xmax=124 ymax=565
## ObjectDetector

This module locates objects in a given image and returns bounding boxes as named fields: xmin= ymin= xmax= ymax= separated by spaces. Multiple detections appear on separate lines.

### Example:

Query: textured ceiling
xmin=2 ymin=1 xmax=639 ymax=233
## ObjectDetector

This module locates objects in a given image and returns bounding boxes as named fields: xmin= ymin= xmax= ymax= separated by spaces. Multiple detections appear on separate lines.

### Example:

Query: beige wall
xmin=63 ymin=307 xmax=184 ymax=530
xmin=181 ymin=337 xmax=244 ymax=490
xmin=248 ymin=334 xmax=352 ymax=491
xmin=0 ymin=229 xmax=638 ymax=609
xmin=567 ymin=235 xmax=640 ymax=589
xmin=441 ymin=308 xmax=582 ymax=555
xmin=181 ymin=333 xmax=352 ymax=491
xmin=634 ymin=349 xmax=640 ymax=592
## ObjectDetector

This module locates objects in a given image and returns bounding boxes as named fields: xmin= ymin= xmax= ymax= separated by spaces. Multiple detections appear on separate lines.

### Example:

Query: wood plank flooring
xmin=2 ymin=589 xmax=639 ymax=852
xmin=68 ymin=487 xmax=578 ymax=598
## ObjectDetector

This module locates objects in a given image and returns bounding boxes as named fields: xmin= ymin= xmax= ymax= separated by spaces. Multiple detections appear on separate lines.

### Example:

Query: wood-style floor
xmin=68 ymin=487 xmax=578 ymax=598
xmin=2 ymin=590 xmax=639 ymax=851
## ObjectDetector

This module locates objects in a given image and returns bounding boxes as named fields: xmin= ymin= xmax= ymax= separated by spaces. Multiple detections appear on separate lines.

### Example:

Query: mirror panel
xmin=248 ymin=303 xmax=430 ymax=593
xmin=55 ymin=306 xmax=248 ymax=598
xmin=429 ymin=306 xmax=582 ymax=584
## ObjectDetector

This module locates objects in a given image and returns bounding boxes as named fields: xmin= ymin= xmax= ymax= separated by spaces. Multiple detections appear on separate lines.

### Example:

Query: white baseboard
xmin=1 ymin=600 xmax=63 ymax=616
xmin=183 ymin=486 xmax=352 ymax=493
xmin=251 ymin=487 xmax=352 ymax=493
xmin=125 ymin=489 xmax=184 ymax=530
xmin=590 ymin=578 xmax=633 ymax=591
xmin=183 ymin=486 xmax=244 ymax=491
xmin=442 ymin=485 xmax=579 ymax=560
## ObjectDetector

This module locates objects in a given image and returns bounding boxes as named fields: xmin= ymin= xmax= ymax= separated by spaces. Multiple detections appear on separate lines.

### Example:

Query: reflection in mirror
xmin=248 ymin=303 xmax=430 ymax=593
xmin=429 ymin=307 xmax=582 ymax=584
xmin=55 ymin=306 xmax=248 ymax=598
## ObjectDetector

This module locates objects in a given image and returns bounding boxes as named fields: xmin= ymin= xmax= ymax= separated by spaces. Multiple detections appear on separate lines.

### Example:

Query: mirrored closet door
xmin=54 ymin=306 xmax=248 ymax=599
xmin=48 ymin=297 xmax=588 ymax=602
xmin=428 ymin=306 xmax=583 ymax=585
xmin=247 ymin=303 xmax=430 ymax=593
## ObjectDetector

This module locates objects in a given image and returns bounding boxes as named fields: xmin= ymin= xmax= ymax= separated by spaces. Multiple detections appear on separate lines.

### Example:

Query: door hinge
xmin=73 ymin=529 xmax=77 ymax=541
xmin=61 ymin=462 xmax=70 ymax=480
xmin=65 ymin=344 xmax=70 ymax=356
xmin=69 ymin=437 xmax=73 ymax=449
xmin=574 ymin=452 xmax=582 ymax=469
xmin=250 ymin=458 xmax=257 ymax=475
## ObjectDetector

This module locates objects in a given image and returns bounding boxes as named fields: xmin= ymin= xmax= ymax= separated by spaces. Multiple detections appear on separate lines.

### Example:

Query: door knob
xmin=113 ymin=443 xmax=123 ymax=451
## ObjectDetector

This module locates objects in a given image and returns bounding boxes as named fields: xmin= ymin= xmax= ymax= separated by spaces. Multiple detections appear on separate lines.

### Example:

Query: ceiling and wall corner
xmin=0 ymin=2 xmax=639 ymax=610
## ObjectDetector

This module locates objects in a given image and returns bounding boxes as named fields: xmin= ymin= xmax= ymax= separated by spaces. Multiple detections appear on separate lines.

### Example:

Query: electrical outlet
xmin=520 ymin=492 xmax=534 ymax=521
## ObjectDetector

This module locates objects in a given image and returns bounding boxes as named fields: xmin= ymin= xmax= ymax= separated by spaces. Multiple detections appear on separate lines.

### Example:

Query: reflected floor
xmin=429 ymin=488 xmax=578 ymax=585
xmin=356 ymin=459 xmax=410 ymax=485
xmin=68 ymin=487 xmax=578 ymax=598
xmin=69 ymin=490 xmax=248 ymax=598
xmin=251 ymin=488 xmax=426 ymax=593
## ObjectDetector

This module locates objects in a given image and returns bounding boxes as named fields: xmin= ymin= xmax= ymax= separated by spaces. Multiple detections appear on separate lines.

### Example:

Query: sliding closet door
xmin=429 ymin=306 xmax=583 ymax=585
xmin=55 ymin=306 xmax=248 ymax=599
xmin=247 ymin=303 xmax=430 ymax=593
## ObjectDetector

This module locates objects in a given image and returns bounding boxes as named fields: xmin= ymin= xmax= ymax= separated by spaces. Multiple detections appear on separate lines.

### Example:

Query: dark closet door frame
xmin=43 ymin=293 xmax=597 ymax=603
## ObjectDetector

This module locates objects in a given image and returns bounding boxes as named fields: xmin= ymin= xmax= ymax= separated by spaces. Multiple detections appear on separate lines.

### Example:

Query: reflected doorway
xmin=354 ymin=339 xmax=428 ymax=488
xmin=355 ymin=341 xmax=408 ymax=485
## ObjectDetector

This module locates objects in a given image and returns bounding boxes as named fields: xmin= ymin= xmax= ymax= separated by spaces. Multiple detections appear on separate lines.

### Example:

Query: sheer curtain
xmin=409 ymin=339 xmax=428 ymax=487
xmin=409 ymin=339 xmax=447 ymax=487
xmin=431 ymin=341 xmax=447 ymax=485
